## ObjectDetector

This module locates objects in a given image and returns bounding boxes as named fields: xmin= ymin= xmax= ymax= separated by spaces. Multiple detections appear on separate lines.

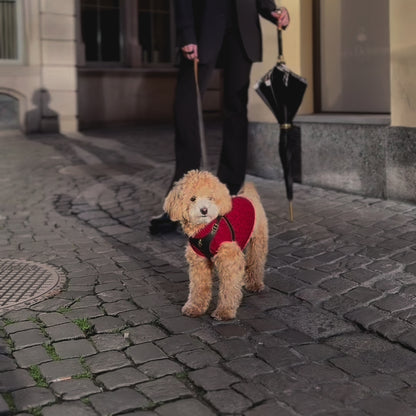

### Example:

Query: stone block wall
xmin=0 ymin=0 xmax=78 ymax=133
xmin=248 ymin=117 xmax=416 ymax=204
xmin=39 ymin=0 xmax=77 ymax=133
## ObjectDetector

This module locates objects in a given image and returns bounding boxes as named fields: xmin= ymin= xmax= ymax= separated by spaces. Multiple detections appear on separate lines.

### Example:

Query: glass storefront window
xmin=138 ymin=0 xmax=173 ymax=64
xmin=80 ymin=0 xmax=174 ymax=67
xmin=81 ymin=0 xmax=121 ymax=63
xmin=319 ymin=0 xmax=390 ymax=113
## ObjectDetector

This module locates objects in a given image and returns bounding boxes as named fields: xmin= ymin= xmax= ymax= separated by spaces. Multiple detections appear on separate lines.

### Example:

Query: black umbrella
xmin=255 ymin=28 xmax=307 ymax=221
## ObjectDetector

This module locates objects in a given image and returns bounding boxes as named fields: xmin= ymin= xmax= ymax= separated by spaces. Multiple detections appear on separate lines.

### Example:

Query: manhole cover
xmin=0 ymin=259 xmax=66 ymax=313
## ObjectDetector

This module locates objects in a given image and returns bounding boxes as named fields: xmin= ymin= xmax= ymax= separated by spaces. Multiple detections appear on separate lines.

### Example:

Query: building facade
xmin=0 ymin=0 xmax=415 ymax=201
xmin=0 ymin=0 xmax=77 ymax=133
xmin=248 ymin=0 xmax=416 ymax=203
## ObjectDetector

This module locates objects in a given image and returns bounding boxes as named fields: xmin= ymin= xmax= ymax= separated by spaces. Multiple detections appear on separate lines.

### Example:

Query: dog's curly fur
xmin=164 ymin=170 xmax=268 ymax=320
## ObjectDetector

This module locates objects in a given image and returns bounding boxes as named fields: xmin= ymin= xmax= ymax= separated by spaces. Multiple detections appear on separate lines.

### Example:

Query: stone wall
xmin=77 ymin=69 xmax=222 ymax=128
xmin=0 ymin=0 xmax=77 ymax=133
xmin=39 ymin=0 xmax=77 ymax=133
xmin=248 ymin=117 xmax=416 ymax=203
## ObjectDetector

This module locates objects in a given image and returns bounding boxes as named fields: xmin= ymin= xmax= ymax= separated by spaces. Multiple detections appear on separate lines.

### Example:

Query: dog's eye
xmin=208 ymin=196 xmax=214 ymax=201
xmin=190 ymin=196 xmax=196 ymax=202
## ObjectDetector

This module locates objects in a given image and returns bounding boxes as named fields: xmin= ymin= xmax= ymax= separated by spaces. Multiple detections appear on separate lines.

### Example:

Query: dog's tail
xmin=240 ymin=182 xmax=261 ymax=202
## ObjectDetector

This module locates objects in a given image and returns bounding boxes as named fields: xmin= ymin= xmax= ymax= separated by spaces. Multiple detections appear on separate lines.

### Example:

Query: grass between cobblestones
xmin=77 ymin=357 xmax=93 ymax=379
xmin=5 ymin=337 xmax=13 ymax=350
xmin=81 ymin=397 xmax=91 ymax=406
xmin=74 ymin=318 xmax=95 ymax=336
xmin=2 ymin=393 xmax=16 ymax=413
xmin=28 ymin=407 xmax=42 ymax=416
xmin=143 ymin=402 xmax=157 ymax=411
xmin=43 ymin=343 xmax=60 ymax=361
xmin=1 ymin=318 xmax=16 ymax=351
xmin=29 ymin=365 xmax=48 ymax=387
xmin=34 ymin=318 xmax=48 ymax=337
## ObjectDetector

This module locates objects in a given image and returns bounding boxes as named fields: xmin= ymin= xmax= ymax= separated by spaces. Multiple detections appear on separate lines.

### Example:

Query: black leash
xmin=193 ymin=59 xmax=209 ymax=170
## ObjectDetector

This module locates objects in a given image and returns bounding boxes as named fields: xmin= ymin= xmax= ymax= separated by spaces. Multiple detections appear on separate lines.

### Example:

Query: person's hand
xmin=271 ymin=7 xmax=290 ymax=29
xmin=181 ymin=44 xmax=198 ymax=60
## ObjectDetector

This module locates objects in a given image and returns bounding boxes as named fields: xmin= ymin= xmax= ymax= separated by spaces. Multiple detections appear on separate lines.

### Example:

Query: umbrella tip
xmin=289 ymin=201 xmax=294 ymax=222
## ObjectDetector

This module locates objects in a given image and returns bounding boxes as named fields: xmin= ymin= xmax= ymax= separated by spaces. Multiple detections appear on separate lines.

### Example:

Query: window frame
xmin=313 ymin=0 xmax=390 ymax=114
xmin=79 ymin=0 xmax=176 ymax=68
xmin=0 ymin=0 xmax=24 ymax=65
xmin=137 ymin=0 xmax=175 ymax=67
xmin=80 ymin=0 xmax=123 ymax=67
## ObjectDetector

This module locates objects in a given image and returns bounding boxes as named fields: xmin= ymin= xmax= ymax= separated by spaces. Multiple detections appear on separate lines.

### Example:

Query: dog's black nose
xmin=200 ymin=207 xmax=208 ymax=215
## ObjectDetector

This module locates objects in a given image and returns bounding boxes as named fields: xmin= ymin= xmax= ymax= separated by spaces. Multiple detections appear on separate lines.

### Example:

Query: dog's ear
xmin=163 ymin=185 xmax=182 ymax=222
xmin=216 ymin=181 xmax=233 ymax=215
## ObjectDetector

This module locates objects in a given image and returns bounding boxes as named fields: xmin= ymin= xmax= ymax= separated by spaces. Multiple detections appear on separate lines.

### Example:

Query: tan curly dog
xmin=164 ymin=170 xmax=268 ymax=320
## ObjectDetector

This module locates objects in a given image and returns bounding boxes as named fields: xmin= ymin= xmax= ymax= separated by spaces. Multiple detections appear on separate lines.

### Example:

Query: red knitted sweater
xmin=189 ymin=196 xmax=256 ymax=258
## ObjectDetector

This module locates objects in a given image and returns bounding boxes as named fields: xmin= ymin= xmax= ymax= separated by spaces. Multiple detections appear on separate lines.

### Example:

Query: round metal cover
xmin=0 ymin=259 xmax=66 ymax=313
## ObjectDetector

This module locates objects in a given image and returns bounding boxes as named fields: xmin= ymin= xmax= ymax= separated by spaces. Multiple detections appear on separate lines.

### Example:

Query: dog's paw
xmin=211 ymin=308 xmax=236 ymax=321
xmin=182 ymin=303 xmax=205 ymax=317
xmin=245 ymin=282 xmax=265 ymax=292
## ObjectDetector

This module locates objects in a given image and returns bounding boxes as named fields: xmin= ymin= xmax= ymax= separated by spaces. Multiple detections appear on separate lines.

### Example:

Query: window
xmin=318 ymin=0 xmax=390 ymax=113
xmin=80 ymin=0 xmax=175 ymax=67
xmin=0 ymin=93 xmax=19 ymax=129
xmin=138 ymin=0 xmax=173 ymax=64
xmin=0 ymin=0 xmax=22 ymax=62
xmin=81 ymin=0 xmax=121 ymax=63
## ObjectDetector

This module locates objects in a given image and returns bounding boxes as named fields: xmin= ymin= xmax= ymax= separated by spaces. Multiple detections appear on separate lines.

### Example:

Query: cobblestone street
xmin=2 ymin=124 xmax=416 ymax=415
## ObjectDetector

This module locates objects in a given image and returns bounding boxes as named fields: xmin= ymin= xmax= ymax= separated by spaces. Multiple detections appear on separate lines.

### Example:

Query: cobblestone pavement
xmin=1 ymin=124 xmax=416 ymax=415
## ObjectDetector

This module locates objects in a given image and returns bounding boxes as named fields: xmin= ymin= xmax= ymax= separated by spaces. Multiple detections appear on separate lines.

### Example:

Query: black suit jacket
xmin=174 ymin=0 xmax=277 ymax=64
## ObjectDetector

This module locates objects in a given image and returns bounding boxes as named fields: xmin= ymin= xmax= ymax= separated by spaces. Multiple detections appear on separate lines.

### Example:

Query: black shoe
xmin=149 ymin=212 xmax=178 ymax=235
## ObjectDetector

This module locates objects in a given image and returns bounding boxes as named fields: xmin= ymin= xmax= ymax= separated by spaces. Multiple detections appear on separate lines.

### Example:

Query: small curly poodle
xmin=164 ymin=170 xmax=268 ymax=320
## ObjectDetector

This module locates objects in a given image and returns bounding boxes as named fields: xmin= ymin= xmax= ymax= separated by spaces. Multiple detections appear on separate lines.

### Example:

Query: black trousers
xmin=172 ymin=22 xmax=252 ymax=195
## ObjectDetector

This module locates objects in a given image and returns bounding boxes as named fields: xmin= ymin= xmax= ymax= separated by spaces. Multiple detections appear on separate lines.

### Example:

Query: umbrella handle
xmin=277 ymin=28 xmax=285 ymax=64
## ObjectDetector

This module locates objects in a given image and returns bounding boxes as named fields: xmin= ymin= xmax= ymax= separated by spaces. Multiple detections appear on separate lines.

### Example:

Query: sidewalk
xmin=1 ymin=124 xmax=416 ymax=415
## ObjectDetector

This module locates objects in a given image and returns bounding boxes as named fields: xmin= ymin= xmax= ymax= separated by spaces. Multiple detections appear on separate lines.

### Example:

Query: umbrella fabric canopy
xmin=255 ymin=29 xmax=307 ymax=220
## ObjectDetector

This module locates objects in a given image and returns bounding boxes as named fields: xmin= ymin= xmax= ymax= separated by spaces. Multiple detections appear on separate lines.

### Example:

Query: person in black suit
xmin=150 ymin=0 xmax=290 ymax=234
